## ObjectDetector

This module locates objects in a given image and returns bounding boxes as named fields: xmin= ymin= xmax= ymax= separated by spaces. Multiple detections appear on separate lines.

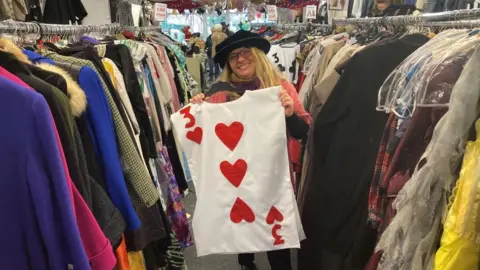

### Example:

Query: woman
xmin=190 ymin=30 xmax=311 ymax=270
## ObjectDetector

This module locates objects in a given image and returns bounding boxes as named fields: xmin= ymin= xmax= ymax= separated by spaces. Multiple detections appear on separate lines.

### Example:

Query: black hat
xmin=214 ymin=30 xmax=271 ymax=67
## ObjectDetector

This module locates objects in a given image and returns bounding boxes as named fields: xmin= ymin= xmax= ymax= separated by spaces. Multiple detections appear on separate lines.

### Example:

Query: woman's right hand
xmin=190 ymin=93 xmax=207 ymax=104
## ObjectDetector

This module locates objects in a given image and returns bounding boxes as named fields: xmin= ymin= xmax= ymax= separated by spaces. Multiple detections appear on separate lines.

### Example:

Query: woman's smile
xmin=237 ymin=63 xmax=250 ymax=71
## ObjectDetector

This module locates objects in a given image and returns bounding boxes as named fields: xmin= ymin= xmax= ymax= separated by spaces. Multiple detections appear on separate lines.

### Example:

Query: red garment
xmin=115 ymin=235 xmax=130 ymax=270
xmin=272 ymin=33 xmax=286 ymax=41
xmin=208 ymin=80 xmax=311 ymax=187
xmin=289 ymin=139 xmax=302 ymax=173
xmin=257 ymin=26 xmax=267 ymax=34
xmin=368 ymin=113 xmax=398 ymax=228
xmin=365 ymin=251 xmax=382 ymax=270
xmin=182 ymin=26 xmax=192 ymax=39
xmin=122 ymin=31 xmax=135 ymax=39
xmin=0 ymin=66 xmax=29 ymax=86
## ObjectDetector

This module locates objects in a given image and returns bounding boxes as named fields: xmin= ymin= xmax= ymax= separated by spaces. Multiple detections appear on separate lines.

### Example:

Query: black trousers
xmin=238 ymin=249 xmax=292 ymax=270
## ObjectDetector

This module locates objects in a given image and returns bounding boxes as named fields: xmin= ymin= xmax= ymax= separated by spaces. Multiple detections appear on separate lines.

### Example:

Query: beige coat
xmin=0 ymin=0 xmax=28 ymax=21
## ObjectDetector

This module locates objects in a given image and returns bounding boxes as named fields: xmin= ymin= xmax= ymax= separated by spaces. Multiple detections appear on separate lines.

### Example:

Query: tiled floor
xmin=182 ymin=183 xmax=297 ymax=270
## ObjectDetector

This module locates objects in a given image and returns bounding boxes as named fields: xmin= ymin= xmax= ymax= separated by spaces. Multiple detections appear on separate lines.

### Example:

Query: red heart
xmin=220 ymin=159 xmax=247 ymax=188
xmin=215 ymin=121 xmax=244 ymax=151
xmin=186 ymin=127 xmax=202 ymax=144
xmin=230 ymin=197 xmax=255 ymax=223
xmin=266 ymin=206 xmax=284 ymax=225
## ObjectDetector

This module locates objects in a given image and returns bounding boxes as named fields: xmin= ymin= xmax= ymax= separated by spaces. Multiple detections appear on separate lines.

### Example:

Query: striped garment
xmin=166 ymin=231 xmax=187 ymax=270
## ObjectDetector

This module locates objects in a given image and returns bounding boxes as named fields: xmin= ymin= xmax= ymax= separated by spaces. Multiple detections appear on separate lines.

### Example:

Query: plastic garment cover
xmin=170 ymin=86 xmax=304 ymax=256
xmin=376 ymin=47 xmax=480 ymax=270
xmin=434 ymin=119 xmax=480 ymax=270
xmin=378 ymin=30 xmax=479 ymax=118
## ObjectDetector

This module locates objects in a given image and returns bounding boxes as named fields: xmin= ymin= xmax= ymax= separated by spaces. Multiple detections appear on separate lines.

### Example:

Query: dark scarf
xmin=230 ymin=77 xmax=261 ymax=91
xmin=208 ymin=76 xmax=261 ymax=97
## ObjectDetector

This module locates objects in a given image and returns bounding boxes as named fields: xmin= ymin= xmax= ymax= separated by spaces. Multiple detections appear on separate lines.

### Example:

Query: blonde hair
xmin=211 ymin=31 xmax=227 ymax=57
xmin=218 ymin=47 xmax=284 ymax=88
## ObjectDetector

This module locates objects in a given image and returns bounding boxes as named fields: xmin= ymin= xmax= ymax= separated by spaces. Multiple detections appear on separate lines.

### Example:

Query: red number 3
xmin=272 ymin=224 xmax=285 ymax=246
xmin=179 ymin=106 xmax=196 ymax=128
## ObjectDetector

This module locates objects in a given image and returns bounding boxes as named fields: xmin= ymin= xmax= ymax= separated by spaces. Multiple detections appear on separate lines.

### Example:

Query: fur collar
xmin=37 ymin=63 xmax=87 ymax=117
xmin=0 ymin=38 xmax=87 ymax=117
xmin=0 ymin=38 xmax=32 ymax=64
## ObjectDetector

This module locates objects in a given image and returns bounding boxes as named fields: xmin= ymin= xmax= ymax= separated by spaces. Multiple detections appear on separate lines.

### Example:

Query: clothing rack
xmin=333 ymin=8 xmax=480 ymax=27
xmin=250 ymin=22 xmax=277 ymax=28
xmin=419 ymin=19 xmax=480 ymax=28
xmin=277 ymin=22 xmax=333 ymax=32
xmin=0 ymin=21 xmax=161 ymax=36
xmin=276 ymin=23 xmax=332 ymax=31
xmin=250 ymin=22 xmax=332 ymax=32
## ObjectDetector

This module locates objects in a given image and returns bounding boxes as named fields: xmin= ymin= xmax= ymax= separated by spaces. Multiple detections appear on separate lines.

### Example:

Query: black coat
xmin=299 ymin=35 xmax=429 ymax=269
xmin=43 ymin=0 xmax=87 ymax=24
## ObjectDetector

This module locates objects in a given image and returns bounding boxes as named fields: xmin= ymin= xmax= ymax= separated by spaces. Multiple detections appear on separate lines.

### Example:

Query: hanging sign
xmin=154 ymin=3 xmax=168 ymax=22
xmin=267 ymin=5 xmax=278 ymax=22
xmin=305 ymin=5 xmax=317 ymax=19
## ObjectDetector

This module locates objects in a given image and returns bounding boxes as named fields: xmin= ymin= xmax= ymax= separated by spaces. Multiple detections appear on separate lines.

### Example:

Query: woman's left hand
xmin=280 ymin=88 xmax=294 ymax=117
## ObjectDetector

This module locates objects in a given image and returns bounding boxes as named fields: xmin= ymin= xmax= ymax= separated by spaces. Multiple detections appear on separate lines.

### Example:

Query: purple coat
xmin=0 ymin=75 xmax=90 ymax=269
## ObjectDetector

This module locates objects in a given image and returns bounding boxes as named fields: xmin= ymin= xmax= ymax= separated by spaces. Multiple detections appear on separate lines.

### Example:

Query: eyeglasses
xmin=227 ymin=48 xmax=252 ymax=63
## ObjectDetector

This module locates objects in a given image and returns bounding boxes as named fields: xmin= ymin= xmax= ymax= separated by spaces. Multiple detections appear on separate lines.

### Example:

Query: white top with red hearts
xmin=171 ymin=86 xmax=305 ymax=257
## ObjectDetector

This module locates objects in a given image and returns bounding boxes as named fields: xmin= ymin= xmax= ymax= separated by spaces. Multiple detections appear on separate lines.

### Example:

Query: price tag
xmin=267 ymin=5 xmax=278 ymax=22
xmin=154 ymin=3 xmax=167 ymax=22
xmin=305 ymin=5 xmax=317 ymax=19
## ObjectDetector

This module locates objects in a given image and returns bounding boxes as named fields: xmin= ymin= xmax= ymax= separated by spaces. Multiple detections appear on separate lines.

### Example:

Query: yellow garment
xmin=102 ymin=60 xmax=117 ymax=89
xmin=128 ymin=251 xmax=146 ymax=270
xmin=434 ymin=119 xmax=480 ymax=270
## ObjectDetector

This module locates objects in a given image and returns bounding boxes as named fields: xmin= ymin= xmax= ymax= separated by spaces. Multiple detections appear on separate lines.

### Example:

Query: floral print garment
xmin=159 ymin=147 xmax=192 ymax=248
